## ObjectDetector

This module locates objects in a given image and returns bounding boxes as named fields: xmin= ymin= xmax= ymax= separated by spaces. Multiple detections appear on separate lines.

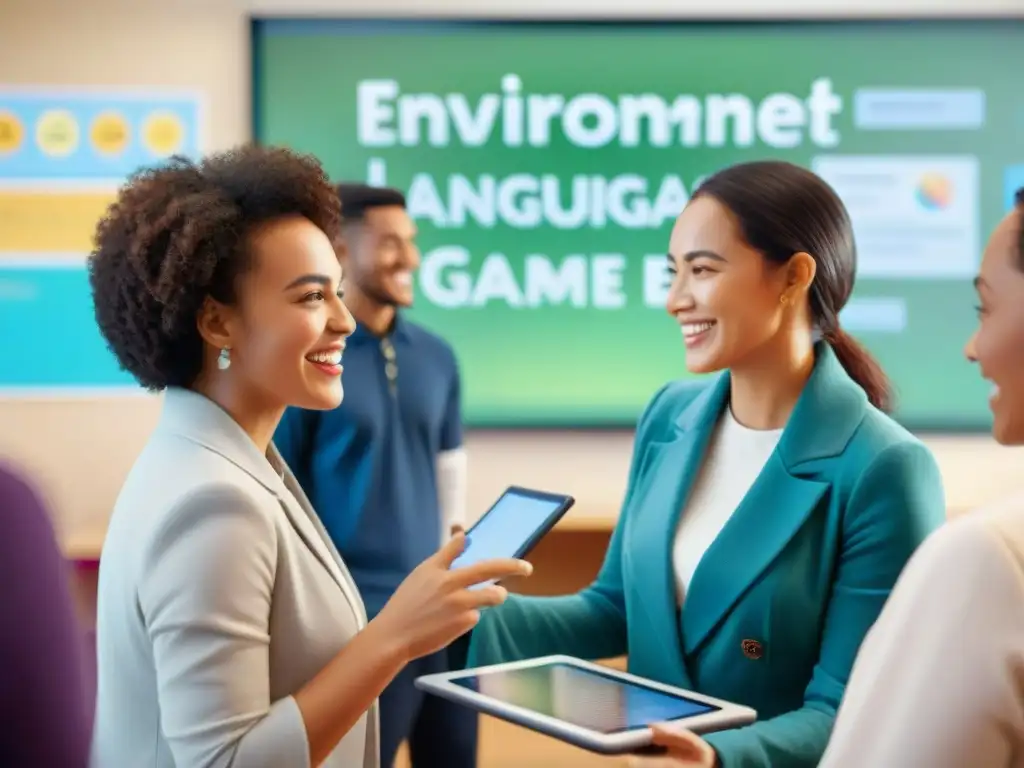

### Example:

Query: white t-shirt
xmin=821 ymin=491 xmax=1024 ymax=768
xmin=672 ymin=408 xmax=783 ymax=606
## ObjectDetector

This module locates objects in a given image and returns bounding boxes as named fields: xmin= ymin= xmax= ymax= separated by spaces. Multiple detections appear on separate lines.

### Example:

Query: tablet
xmin=415 ymin=655 xmax=757 ymax=755
xmin=450 ymin=486 xmax=574 ymax=585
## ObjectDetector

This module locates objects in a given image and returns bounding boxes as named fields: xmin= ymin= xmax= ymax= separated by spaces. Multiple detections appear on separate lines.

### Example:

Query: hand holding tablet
xmin=423 ymin=487 xmax=754 ymax=755
xmin=645 ymin=723 xmax=720 ymax=764
xmin=415 ymin=655 xmax=756 ymax=755
xmin=373 ymin=532 xmax=533 ymax=663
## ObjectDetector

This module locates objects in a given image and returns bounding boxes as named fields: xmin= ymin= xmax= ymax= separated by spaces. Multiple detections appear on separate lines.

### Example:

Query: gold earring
xmin=779 ymin=294 xmax=789 ymax=306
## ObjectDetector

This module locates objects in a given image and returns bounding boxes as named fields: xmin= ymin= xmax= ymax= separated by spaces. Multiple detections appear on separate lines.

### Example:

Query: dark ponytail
xmin=694 ymin=160 xmax=893 ymax=412
xmin=824 ymin=328 xmax=893 ymax=413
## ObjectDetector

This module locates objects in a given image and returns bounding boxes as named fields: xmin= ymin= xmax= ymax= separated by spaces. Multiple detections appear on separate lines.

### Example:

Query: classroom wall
xmin=0 ymin=0 xmax=249 ymax=544
xmin=2 ymin=0 xmax=1023 ymax=553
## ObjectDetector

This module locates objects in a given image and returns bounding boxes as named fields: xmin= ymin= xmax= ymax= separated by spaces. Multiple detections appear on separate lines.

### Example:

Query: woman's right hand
xmin=294 ymin=533 xmax=531 ymax=765
xmin=372 ymin=532 xmax=533 ymax=662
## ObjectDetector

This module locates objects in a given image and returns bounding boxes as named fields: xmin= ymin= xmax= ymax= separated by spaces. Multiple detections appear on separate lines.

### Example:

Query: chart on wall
xmin=0 ymin=88 xmax=203 ymax=395
xmin=253 ymin=19 xmax=1024 ymax=428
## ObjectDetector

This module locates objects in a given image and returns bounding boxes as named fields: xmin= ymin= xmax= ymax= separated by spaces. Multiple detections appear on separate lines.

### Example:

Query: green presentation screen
xmin=253 ymin=19 xmax=1024 ymax=429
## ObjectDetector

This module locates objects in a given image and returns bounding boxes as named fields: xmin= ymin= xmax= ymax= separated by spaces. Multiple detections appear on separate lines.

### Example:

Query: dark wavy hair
xmin=88 ymin=145 xmax=341 ymax=391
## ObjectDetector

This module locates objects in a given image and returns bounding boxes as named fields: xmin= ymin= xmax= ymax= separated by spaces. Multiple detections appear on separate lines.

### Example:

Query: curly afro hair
xmin=89 ymin=144 xmax=341 ymax=392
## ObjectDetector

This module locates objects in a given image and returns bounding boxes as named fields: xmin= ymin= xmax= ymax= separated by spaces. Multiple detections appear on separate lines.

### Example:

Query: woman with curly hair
xmin=87 ymin=145 xmax=531 ymax=768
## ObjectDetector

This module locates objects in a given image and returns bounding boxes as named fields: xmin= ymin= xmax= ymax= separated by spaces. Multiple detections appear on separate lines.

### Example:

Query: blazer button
xmin=741 ymin=639 xmax=764 ymax=660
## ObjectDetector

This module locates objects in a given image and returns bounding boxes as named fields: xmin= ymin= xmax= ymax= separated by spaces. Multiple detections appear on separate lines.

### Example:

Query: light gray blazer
xmin=91 ymin=388 xmax=379 ymax=768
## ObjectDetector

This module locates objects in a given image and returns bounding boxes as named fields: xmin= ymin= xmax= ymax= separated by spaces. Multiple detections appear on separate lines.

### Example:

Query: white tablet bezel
xmin=414 ymin=654 xmax=757 ymax=754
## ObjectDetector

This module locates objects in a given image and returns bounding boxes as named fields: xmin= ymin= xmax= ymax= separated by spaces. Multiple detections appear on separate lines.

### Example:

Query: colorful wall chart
xmin=0 ymin=89 xmax=203 ymax=395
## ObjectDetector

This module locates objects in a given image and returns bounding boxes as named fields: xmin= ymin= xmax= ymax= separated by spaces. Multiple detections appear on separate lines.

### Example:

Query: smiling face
xmin=666 ymin=195 xmax=810 ymax=374
xmin=964 ymin=206 xmax=1024 ymax=445
xmin=342 ymin=204 xmax=420 ymax=307
xmin=206 ymin=215 xmax=356 ymax=411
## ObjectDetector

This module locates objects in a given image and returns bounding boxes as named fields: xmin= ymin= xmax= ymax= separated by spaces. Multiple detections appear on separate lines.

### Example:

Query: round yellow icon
xmin=90 ymin=111 xmax=130 ymax=156
xmin=35 ymin=109 xmax=80 ymax=157
xmin=142 ymin=111 xmax=185 ymax=156
xmin=0 ymin=111 xmax=24 ymax=155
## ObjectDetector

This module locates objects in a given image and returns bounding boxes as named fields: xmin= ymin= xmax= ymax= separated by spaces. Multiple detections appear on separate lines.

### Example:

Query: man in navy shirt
xmin=274 ymin=184 xmax=473 ymax=768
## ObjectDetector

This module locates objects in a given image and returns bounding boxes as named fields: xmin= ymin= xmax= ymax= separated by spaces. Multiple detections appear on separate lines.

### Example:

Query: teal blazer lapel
xmin=681 ymin=344 xmax=867 ymax=657
xmin=681 ymin=458 xmax=829 ymax=657
xmin=625 ymin=375 xmax=729 ymax=685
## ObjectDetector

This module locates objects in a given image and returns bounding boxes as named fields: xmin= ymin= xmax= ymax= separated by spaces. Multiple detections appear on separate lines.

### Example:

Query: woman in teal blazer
xmin=465 ymin=161 xmax=947 ymax=768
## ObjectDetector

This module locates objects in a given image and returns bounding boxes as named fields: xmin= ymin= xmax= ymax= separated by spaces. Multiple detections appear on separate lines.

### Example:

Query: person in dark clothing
xmin=0 ymin=464 xmax=92 ymax=767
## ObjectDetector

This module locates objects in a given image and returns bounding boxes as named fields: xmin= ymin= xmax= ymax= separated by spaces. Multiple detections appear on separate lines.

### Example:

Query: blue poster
xmin=0 ymin=87 xmax=203 ymax=395
xmin=0 ymin=89 xmax=202 ymax=180
xmin=0 ymin=262 xmax=141 ymax=393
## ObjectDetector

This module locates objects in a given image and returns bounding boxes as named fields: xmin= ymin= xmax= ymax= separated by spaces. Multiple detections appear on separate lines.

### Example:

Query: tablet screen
xmin=451 ymin=663 xmax=718 ymax=733
xmin=450 ymin=489 xmax=567 ymax=571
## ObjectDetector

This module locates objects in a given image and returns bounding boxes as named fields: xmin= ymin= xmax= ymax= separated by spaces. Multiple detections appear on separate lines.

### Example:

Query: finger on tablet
xmin=451 ymin=556 xmax=533 ymax=587
xmin=435 ymin=531 xmax=468 ymax=566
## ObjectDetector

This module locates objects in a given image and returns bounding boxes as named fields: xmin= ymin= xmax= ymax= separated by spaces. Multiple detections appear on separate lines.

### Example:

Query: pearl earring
xmin=217 ymin=347 xmax=231 ymax=371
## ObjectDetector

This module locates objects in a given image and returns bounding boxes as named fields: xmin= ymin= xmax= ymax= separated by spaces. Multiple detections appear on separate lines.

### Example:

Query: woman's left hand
xmin=626 ymin=724 xmax=718 ymax=768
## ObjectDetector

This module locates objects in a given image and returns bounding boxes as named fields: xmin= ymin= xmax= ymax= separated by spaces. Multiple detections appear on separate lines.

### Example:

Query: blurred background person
xmin=463 ymin=161 xmax=946 ymax=768
xmin=0 ymin=464 xmax=92 ymax=767
xmin=275 ymin=183 xmax=475 ymax=768
xmin=818 ymin=188 xmax=1024 ymax=768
